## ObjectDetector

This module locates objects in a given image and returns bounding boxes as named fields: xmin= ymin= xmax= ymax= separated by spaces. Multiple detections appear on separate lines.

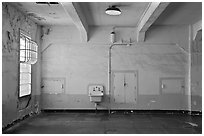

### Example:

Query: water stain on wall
xmin=6 ymin=31 xmax=13 ymax=52
xmin=2 ymin=2 xmax=40 ymax=127
xmin=27 ymin=12 xmax=46 ymax=21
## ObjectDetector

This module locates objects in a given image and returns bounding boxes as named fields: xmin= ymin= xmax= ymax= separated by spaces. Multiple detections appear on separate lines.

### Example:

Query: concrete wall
xmin=191 ymin=29 xmax=202 ymax=111
xmin=2 ymin=2 xmax=201 ymax=129
xmin=41 ymin=25 xmax=190 ymax=110
xmin=2 ymin=3 xmax=41 ymax=127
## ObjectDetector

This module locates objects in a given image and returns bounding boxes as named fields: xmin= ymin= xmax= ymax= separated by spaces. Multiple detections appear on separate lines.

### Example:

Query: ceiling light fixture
xmin=105 ymin=6 xmax=121 ymax=16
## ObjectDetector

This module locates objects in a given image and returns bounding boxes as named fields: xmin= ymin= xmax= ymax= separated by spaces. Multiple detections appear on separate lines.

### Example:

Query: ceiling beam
xmin=193 ymin=20 xmax=202 ymax=40
xmin=137 ymin=2 xmax=169 ymax=42
xmin=61 ymin=2 xmax=88 ymax=42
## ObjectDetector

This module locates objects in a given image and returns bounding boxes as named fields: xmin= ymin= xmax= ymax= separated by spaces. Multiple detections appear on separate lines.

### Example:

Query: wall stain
xmin=5 ymin=31 xmax=13 ymax=53
xmin=2 ymin=3 xmax=39 ymax=127
xmin=42 ymin=26 xmax=52 ymax=38
xmin=3 ymin=4 xmax=10 ymax=18
xmin=27 ymin=12 xmax=46 ymax=21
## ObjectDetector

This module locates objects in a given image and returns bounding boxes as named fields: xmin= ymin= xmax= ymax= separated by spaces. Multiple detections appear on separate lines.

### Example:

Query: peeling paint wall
xmin=2 ymin=3 xmax=41 ymax=127
xmin=41 ymin=25 xmax=190 ymax=110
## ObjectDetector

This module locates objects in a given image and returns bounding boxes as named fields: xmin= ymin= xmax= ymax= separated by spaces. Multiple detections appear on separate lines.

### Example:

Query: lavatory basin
xmin=89 ymin=95 xmax=103 ymax=102
xmin=88 ymin=85 xmax=104 ymax=102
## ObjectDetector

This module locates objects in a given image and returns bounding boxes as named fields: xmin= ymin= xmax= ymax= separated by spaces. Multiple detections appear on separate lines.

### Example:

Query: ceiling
xmin=80 ymin=2 xmax=150 ymax=27
xmin=10 ymin=2 xmax=202 ymax=26
xmin=154 ymin=2 xmax=202 ymax=25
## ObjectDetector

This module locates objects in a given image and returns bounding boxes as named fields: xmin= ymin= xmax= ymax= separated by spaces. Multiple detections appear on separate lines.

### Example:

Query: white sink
xmin=88 ymin=85 xmax=104 ymax=102
xmin=89 ymin=95 xmax=103 ymax=102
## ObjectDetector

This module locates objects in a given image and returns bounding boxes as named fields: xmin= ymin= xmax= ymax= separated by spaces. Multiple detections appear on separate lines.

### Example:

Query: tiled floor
xmin=3 ymin=111 xmax=202 ymax=134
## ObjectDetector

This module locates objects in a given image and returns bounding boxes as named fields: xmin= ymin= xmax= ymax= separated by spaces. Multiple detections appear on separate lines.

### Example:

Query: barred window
xmin=20 ymin=32 xmax=37 ymax=64
xmin=19 ymin=30 xmax=38 ymax=97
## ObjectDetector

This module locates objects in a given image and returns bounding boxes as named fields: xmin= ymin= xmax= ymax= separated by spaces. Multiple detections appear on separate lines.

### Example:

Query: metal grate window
xmin=19 ymin=63 xmax=31 ymax=97
xmin=19 ymin=30 xmax=38 ymax=97
xmin=20 ymin=32 xmax=38 ymax=64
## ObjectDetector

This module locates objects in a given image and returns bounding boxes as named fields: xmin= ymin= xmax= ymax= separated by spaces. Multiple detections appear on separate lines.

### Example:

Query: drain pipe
xmin=108 ymin=43 xmax=135 ymax=114
xmin=95 ymin=103 xmax=98 ymax=113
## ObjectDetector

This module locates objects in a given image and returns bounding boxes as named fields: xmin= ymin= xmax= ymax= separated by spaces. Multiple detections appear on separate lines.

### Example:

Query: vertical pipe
xmin=188 ymin=25 xmax=192 ymax=113
xmin=95 ymin=103 xmax=97 ymax=113
xmin=108 ymin=43 xmax=131 ymax=114
xmin=108 ymin=44 xmax=113 ymax=114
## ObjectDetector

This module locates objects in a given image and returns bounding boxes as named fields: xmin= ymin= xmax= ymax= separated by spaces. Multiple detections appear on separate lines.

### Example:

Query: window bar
xmin=22 ymin=35 xmax=26 ymax=63
xmin=25 ymin=37 xmax=27 ymax=62
xmin=25 ymin=37 xmax=28 ymax=62
xmin=26 ymin=37 xmax=29 ymax=63
xmin=28 ymin=38 xmax=31 ymax=63
xmin=25 ymin=36 xmax=27 ymax=63
xmin=19 ymin=83 xmax=31 ymax=86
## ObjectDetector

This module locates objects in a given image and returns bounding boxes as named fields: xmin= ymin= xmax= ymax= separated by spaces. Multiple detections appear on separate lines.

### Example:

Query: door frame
xmin=111 ymin=70 xmax=138 ymax=104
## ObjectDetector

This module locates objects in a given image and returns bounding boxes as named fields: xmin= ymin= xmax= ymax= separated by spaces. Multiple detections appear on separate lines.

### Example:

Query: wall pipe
xmin=108 ymin=43 xmax=135 ymax=114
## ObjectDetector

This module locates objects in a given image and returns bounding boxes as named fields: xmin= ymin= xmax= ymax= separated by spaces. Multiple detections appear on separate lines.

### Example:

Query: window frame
xmin=18 ymin=29 xmax=32 ymax=98
xmin=19 ymin=63 xmax=32 ymax=98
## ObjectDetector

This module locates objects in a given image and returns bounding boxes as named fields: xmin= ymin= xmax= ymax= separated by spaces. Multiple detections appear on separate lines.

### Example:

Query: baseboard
xmin=41 ymin=109 xmax=202 ymax=115
xmin=190 ymin=110 xmax=202 ymax=115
